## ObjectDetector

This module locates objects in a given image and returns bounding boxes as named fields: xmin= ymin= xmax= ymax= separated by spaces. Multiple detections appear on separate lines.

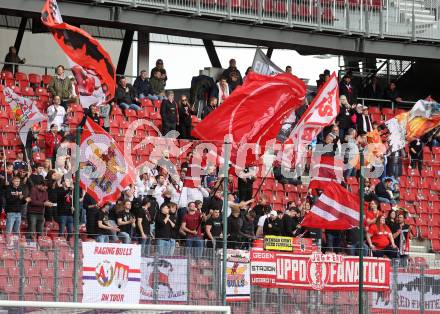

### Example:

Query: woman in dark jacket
xmin=46 ymin=170 xmax=60 ymax=223
xmin=178 ymin=95 xmax=195 ymax=139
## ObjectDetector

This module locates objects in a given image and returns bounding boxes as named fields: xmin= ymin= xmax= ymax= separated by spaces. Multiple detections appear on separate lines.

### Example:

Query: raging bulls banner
xmin=82 ymin=243 xmax=141 ymax=303
xmin=251 ymin=250 xmax=390 ymax=291
xmin=3 ymin=87 xmax=46 ymax=145
xmin=41 ymin=0 xmax=116 ymax=106
xmin=140 ymin=257 xmax=188 ymax=302
xmin=225 ymin=250 xmax=251 ymax=302
xmin=385 ymin=98 xmax=440 ymax=152
xmin=192 ymin=72 xmax=306 ymax=167
xmin=372 ymin=269 xmax=440 ymax=313
xmin=79 ymin=118 xmax=136 ymax=205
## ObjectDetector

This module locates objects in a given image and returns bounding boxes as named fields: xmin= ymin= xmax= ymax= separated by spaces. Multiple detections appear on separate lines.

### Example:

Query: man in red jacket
xmin=44 ymin=124 xmax=62 ymax=168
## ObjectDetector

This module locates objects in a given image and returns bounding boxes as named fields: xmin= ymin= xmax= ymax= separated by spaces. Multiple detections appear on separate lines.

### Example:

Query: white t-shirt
xmin=47 ymin=105 xmax=66 ymax=130
xmin=257 ymin=215 xmax=268 ymax=227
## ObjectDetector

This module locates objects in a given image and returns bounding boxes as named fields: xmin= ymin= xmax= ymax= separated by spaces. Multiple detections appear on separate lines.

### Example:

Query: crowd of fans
xmin=0 ymin=49 xmax=438 ymax=263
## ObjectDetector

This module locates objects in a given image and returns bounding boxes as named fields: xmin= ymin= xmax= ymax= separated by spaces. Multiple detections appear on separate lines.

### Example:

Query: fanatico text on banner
xmin=140 ymin=257 xmax=188 ymax=302
xmin=250 ymin=251 xmax=390 ymax=291
xmin=82 ymin=242 xmax=141 ymax=303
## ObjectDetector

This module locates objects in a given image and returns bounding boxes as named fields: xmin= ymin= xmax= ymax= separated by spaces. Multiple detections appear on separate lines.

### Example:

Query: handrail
xmin=357 ymin=97 xmax=415 ymax=110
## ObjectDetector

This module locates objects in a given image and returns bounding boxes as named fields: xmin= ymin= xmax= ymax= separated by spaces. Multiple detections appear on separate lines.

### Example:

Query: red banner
xmin=251 ymin=250 xmax=390 ymax=291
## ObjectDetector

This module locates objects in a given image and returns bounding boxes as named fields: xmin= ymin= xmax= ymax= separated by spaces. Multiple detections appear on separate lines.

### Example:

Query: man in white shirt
xmin=47 ymin=95 xmax=67 ymax=131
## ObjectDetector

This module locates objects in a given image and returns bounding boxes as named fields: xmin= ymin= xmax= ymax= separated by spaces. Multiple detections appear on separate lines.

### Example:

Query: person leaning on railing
xmin=2 ymin=46 xmax=25 ymax=73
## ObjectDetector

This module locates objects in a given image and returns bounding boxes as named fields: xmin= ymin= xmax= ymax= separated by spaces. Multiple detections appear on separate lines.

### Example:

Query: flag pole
xmin=73 ymin=125 xmax=82 ymax=302
xmin=358 ymin=148 xmax=365 ymax=314
xmin=2 ymin=147 xmax=7 ymax=183
xmin=222 ymin=138 xmax=230 ymax=306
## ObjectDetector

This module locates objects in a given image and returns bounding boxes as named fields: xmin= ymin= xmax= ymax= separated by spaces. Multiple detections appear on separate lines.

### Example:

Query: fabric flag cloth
xmin=251 ymin=48 xmax=283 ymax=75
xmin=385 ymin=98 xmax=440 ymax=152
xmin=79 ymin=118 xmax=136 ymax=205
xmin=301 ymin=182 xmax=360 ymax=230
xmin=287 ymin=72 xmax=340 ymax=168
xmin=308 ymin=155 xmax=344 ymax=192
xmin=192 ymin=72 xmax=307 ymax=168
xmin=3 ymin=87 xmax=46 ymax=145
xmin=41 ymin=0 xmax=116 ymax=107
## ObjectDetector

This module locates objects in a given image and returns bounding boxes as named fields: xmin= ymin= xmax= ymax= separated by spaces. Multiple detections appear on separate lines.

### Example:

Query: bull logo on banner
xmin=307 ymin=253 xmax=343 ymax=291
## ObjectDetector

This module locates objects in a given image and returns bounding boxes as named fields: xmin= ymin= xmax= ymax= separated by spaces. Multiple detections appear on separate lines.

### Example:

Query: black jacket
xmin=115 ymin=84 xmax=137 ymax=105
xmin=5 ymin=186 xmax=26 ymax=213
xmin=364 ymin=83 xmax=383 ymax=99
xmin=133 ymin=76 xmax=154 ymax=98
xmin=356 ymin=113 xmax=373 ymax=134
xmin=179 ymin=104 xmax=194 ymax=127
xmin=202 ymin=105 xmax=216 ymax=119
xmin=263 ymin=217 xmax=282 ymax=236
xmin=336 ymin=107 xmax=355 ymax=130
xmin=160 ymin=100 xmax=178 ymax=125
xmin=375 ymin=182 xmax=392 ymax=200
xmin=339 ymin=83 xmax=357 ymax=105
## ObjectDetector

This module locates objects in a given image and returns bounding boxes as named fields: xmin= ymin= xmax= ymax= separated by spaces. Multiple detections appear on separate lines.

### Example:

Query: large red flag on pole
xmin=41 ymin=0 xmax=116 ymax=106
xmin=192 ymin=72 xmax=307 ymax=168
xmin=301 ymin=182 xmax=360 ymax=230
xmin=308 ymin=155 xmax=344 ymax=192
xmin=79 ymin=118 xmax=136 ymax=205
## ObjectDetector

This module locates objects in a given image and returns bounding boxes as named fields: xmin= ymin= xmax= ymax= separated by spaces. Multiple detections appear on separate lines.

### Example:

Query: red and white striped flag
xmin=301 ymin=182 xmax=360 ymax=230
xmin=308 ymin=155 xmax=344 ymax=192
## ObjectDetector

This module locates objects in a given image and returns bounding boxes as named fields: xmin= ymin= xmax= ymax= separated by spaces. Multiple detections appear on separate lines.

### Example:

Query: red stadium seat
xmin=21 ymin=86 xmax=35 ymax=97
xmin=28 ymin=73 xmax=42 ymax=85
xmin=42 ymin=74 xmax=53 ymax=86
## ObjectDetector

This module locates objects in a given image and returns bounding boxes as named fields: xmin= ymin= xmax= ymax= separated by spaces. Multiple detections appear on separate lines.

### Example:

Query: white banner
xmin=82 ymin=242 xmax=141 ymax=303
xmin=226 ymin=250 xmax=251 ymax=302
xmin=373 ymin=270 xmax=440 ymax=313
xmin=140 ymin=257 xmax=188 ymax=302
xmin=3 ymin=87 xmax=46 ymax=145
xmin=251 ymin=48 xmax=283 ymax=75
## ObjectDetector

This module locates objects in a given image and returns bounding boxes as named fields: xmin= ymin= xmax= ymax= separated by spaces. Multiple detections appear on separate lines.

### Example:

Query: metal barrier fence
xmin=0 ymin=237 xmax=438 ymax=314
xmin=102 ymin=0 xmax=440 ymax=42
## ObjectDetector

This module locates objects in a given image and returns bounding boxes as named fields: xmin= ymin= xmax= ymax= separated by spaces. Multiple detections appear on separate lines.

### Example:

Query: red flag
xmin=301 ymin=182 xmax=360 ymax=230
xmin=288 ymin=72 xmax=340 ymax=167
xmin=192 ymin=72 xmax=306 ymax=168
xmin=41 ymin=0 xmax=116 ymax=106
xmin=79 ymin=118 xmax=135 ymax=205
xmin=308 ymin=155 xmax=344 ymax=192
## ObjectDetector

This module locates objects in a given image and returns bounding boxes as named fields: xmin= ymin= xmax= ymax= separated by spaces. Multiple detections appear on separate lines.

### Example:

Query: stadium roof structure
xmin=1 ymin=0 xmax=440 ymax=60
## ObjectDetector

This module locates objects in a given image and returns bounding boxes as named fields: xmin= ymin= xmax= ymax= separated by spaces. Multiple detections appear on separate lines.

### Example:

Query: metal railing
xmin=0 ymin=238 xmax=438 ymax=313
xmin=100 ymin=0 xmax=440 ymax=42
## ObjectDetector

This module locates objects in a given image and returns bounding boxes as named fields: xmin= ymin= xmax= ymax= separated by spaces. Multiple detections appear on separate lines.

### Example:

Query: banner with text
xmin=264 ymin=236 xmax=315 ymax=253
xmin=140 ymin=257 xmax=188 ymax=302
xmin=372 ymin=269 xmax=440 ymax=313
xmin=82 ymin=243 xmax=141 ymax=303
xmin=226 ymin=250 xmax=251 ymax=302
xmin=251 ymin=251 xmax=390 ymax=291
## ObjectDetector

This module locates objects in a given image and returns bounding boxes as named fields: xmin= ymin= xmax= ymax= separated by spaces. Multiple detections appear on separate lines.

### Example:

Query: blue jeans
xmin=58 ymin=215 xmax=74 ymax=239
xmin=326 ymin=232 xmax=342 ymax=253
xmin=96 ymin=235 xmax=110 ymax=243
xmin=348 ymin=242 xmax=370 ymax=257
xmin=157 ymin=239 xmax=173 ymax=256
xmin=6 ymin=212 xmax=21 ymax=234
xmin=27 ymin=213 xmax=45 ymax=238
xmin=118 ymin=232 xmax=131 ymax=244
xmin=377 ymin=197 xmax=396 ymax=205
xmin=139 ymin=93 xmax=158 ymax=101
xmin=186 ymin=236 xmax=204 ymax=259
xmin=140 ymin=237 xmax=151 ymax=257
xmin=119 ymin=103 xmax=141 ymax=111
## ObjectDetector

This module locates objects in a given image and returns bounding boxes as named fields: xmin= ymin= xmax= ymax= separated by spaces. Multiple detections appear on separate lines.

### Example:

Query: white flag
xmin=4 ymin=87 xmax=47 ymax=145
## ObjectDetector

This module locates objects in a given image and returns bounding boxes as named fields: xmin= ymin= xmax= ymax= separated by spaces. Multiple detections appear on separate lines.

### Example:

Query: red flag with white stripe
xmin=308 ymin=155 xmax=344 ymax=192
xmin=301 ymin=182 xmax=360 ymax=230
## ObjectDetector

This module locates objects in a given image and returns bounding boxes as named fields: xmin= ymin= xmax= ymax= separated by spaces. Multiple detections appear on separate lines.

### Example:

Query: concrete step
xmin=410 ymin=245 xmax=429 ymax=253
